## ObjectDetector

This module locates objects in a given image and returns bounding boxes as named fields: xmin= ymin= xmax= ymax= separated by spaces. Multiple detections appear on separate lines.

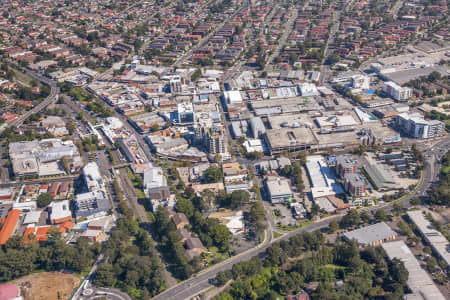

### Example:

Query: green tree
xmin=329 ymin=220 xmax=339 ymax=233
xmin=410 ymin=197 xmax=421 ymax=206
xmin=230 ymin=190 xmax=250 ymax=209
xmin=339 ymin=209 xmax=360 ymax=228
xmin=36 ymin=193 xmax=54 ymax=208
xmin=175 ymin=198 xmax=194 ymax=218
xmin=374 ymin=210 xmax=387 ymax=222
xmin=248 ymin=201 xmax=266 ymax=239
xmin=202 ymin=166 xmax=223 ymax=183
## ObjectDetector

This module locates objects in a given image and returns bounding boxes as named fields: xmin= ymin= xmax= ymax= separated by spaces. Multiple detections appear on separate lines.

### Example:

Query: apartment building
xmin=396 ymin=112 xmax=444 ymax=139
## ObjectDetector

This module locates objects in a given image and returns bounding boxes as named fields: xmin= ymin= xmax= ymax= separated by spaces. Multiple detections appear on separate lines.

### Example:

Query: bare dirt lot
xmin=14 ymin=272 xmax=80 ymax=300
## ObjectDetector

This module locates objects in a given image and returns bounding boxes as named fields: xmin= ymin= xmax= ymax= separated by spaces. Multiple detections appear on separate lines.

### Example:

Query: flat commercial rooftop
xmin=306 ymin=155 xmax=344 ymax=199
xmin=265 ymin=127 xmax=317 ymax=150
xmin=314 ymin=197 xmax=335 ymax=213
xmin=381 ymin=65 xmax=449 ymax=85
xmin=343 ymin=222 xmax=397 ymax=246
xmin=268 ymin=114 xmax=313 ymax=129
xmin=315 ymin=115 xmax=358 ymax=128
xmin=266 ymin=178 xmax=293 ymax=197
xmin=23 ymin=211 xmax=42 ymax=225
xmin=314 ymin=120 xmax=399 ymax=149
xmin=407 ymin=210 xmax=450 ymax=267
xmin=313 ymin=129 xmax=359 ymax=148
xmin=383 ymin=241 xmax=446 ymax=300
xmin=12 ymin=157 xmax=38 ymax=175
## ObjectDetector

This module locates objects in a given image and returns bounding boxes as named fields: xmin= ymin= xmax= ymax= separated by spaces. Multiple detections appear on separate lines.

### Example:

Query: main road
xmin=264 ymin=6 xmax=299 ymax=73
xmin=6 ymin=64 xmax=59 ymax=128
xmin=173 ymin=0 xmax=249 ymax=67
xmin=152 ymin=135 xmax=450 ymax=300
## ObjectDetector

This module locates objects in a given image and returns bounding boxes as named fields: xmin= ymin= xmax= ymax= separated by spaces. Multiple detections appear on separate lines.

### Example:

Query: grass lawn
xmin=204 ymin=246 xmax=229 ymax=266
xmin=135 ymin=189 xmax=146 ymax=199
xmin=273 ymin=231 xmax=284 ymax=239
xmin=276 ymin=220 xmax=312 ymax=231
xmin=108 ymin=88 xmax=124 ymax=94
xmin=321 ymin=264 xmax=346 ymax=270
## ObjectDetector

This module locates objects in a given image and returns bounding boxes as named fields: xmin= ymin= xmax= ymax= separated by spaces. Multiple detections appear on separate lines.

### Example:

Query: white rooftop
xmin=23 ymin=211 xmax=42 ymax=225
xmin=223 ymin=90 xmax=243 ymax=103
xmin=407 ymin=210 xmax=450 ymax=266
xmin=343 ymin=222 xmax=397 ymax=246
xmin=314 ymin=197 xmax=335 ymax=213
xmin=266 ymin=178 xmax=293 ymax=197
xmin=306 ymin=156 xmax=344 ymax=198
xmin=49 ymin=200 xmax=71 ymax=221
xmin=383 ymin=241 xmax=446 ymax=300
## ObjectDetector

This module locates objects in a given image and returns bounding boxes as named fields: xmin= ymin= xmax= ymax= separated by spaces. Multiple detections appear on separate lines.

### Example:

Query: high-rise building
xmin=344 ymin=173 xmax=366 ymax=197
xmin=336 ymin=155 xmax=358 ymax=178
xmin=176 ymin=102 xmax=194 ymax=125
xmin=396 ymin=112 xmax=444 ymax=139
xmin=350 ymin=75 xmax=370 ymax=90
xmin=383 ymin=81 xmax=412 ymax=101
xmin=195 ymin=125 xmax=226 ymax=154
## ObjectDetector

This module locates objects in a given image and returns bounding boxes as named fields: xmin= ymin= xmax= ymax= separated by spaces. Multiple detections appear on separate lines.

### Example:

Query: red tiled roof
xmin=0 ymin=209 xmax=21 ymax=245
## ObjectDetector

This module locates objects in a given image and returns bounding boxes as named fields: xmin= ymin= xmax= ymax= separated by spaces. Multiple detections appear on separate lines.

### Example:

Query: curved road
xmin=152 ymin=215 xmax=342 ymax=300
xmin=152 ymin=135 xmax=450 ymax=300
xmin=6 ymin=64 xmax=59 ymax=128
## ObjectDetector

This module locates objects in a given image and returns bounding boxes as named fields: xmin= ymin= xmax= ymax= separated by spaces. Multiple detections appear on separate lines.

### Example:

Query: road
xmin=173 ymin=0 xmax=249 ymax=66
xmin=221 ymin=2 xmax=280 ymax=80
xmin=318 ymin=8 xmax=341 ymax=85
xmin=152 ymin=214 xmax=341 ymax=300
xmin=7 ymin=65 xmax=59 ymax=128
xmin=265 ymin=7 xmax=298 ymax=73
xmin=390 ymin=0 xmax=404 ymax=18
xmin=151 ymin=136 xmax=450 ymax=300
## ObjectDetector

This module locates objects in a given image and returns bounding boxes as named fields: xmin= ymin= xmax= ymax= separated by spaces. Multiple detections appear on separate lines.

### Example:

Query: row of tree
xmin=0 ymin=232 xmax=100 ymax=283
xmin=152 ymin=206 xmax=194 ymax=279
xmin=93 ymin=203 xmax=167 ymax=299
xmin=429 ymin=150 xmax=450 ymax=206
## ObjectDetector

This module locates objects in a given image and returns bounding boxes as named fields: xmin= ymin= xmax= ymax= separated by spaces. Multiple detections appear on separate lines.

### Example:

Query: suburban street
xmin=173 ymin=0 xmax=249 ymax=67
xmin=264 ymin=7 xmax=298 ymax=73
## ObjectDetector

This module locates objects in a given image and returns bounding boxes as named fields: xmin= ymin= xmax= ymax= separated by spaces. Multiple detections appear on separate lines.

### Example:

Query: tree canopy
xmin=202 ymin=166 xmax=223 ymax=183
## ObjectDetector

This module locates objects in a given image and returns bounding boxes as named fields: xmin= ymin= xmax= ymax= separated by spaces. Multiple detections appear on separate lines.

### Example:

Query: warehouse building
xmin=383 ymin=241 xmax=446 ymax=300
xmin=306 ymin=155 xmax=344 ymax=199
xmin=363 ymin=163 xmax=395 ymax=190
xmin=407 ymin=210 xmax=450 ymax=267
xmin=344 ymin=222 xmax=397 ymax=247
